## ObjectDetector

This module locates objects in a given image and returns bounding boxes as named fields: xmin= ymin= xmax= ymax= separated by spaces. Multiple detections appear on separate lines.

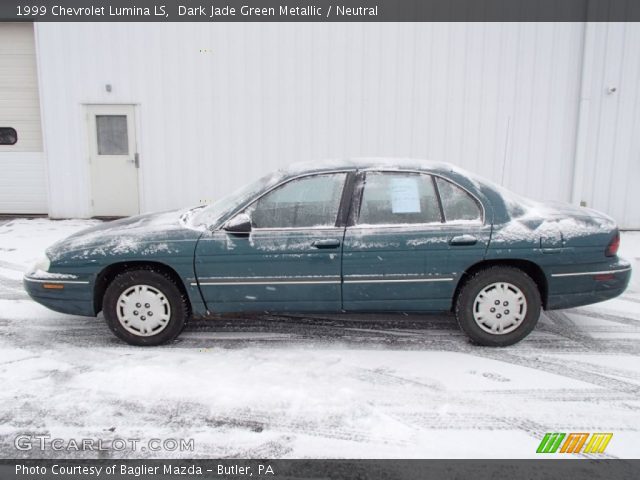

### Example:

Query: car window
xmin=435 ymin=177 xmax=482 ymax=223
xmin=249 ymin=173 xmax=347 ymax=228
xmin=358 ymin=172 xmax=442 ymax=225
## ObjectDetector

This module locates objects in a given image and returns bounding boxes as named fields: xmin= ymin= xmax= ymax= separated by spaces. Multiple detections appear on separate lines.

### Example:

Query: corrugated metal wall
xmin=572 ymin=22 xmax=640 ymax=230
xmin=34 ymin=22 xmax=639 ymax=227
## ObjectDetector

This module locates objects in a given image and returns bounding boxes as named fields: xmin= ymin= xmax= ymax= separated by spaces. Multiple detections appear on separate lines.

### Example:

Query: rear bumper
xmin=23 ymin=275 xmax=96 ymax=317
xmin=546 ymin=259 xmax=632 ymax=310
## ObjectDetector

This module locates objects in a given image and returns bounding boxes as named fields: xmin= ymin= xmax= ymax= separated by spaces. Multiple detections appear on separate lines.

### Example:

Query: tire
xmin=102 ymin=268 xmax=189 ymax=346
xmin=455 ymin=266 xmax=541 ymax=347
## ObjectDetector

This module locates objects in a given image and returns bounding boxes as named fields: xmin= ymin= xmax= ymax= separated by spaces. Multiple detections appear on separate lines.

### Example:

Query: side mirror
xmin=224 ymin=213 xmax=252 ymax=234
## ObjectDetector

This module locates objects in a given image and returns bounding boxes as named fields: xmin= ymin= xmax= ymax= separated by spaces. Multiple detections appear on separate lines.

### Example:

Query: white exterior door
xmin=87 ymin=105 xmax=139 ymax=217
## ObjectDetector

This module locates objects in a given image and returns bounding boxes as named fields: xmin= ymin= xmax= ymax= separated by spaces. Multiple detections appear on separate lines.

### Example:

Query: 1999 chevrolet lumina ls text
xmin=24 ymin=159 xmax=631 ymax=346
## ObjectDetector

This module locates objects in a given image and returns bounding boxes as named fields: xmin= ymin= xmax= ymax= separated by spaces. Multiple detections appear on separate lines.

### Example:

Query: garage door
xmin=0 ymin=23 xmax=47 ymax=214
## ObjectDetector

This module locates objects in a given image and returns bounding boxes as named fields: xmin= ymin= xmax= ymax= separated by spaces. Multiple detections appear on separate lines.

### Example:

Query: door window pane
xmin=249 ymin=173 xmax=347 ymax=228
xmin=96 ymin=115 xmax=128 ymax=155
xmin=358 ymin=173 xmax=442 ymax=225
xmin=435 ymin=177 xmax=482 ymax=222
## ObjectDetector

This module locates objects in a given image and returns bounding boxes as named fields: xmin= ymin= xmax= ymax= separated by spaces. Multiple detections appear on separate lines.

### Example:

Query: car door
xmin=342 ymin=170 xmax=490 ymax=312
xmin=194 ymin=171 xmax=351 ymax=313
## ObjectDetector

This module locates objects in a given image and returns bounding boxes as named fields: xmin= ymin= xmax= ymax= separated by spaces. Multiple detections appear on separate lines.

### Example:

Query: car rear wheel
xmin=103 ymin=268 xmax=188 ymax=346
xmin=455 ymin=266 xmax=541 ymax=346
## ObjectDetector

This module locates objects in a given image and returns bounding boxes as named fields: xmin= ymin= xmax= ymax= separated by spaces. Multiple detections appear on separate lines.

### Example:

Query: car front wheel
xmin=455 ymin=266 xmax=541 ymax=346
xmin=103 ymin=268 xmax=188 ymax=346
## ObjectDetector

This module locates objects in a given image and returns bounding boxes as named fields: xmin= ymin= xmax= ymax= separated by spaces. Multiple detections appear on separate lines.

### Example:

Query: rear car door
xmin=194 ymin=172 xmax=350 ymax=313
xmin=342 ymin=170 xmax=490 ymax=312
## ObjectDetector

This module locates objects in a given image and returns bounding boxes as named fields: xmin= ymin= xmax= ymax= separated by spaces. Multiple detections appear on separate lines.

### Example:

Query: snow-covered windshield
xmin=190 ymin=170 xmax=285 ymax=228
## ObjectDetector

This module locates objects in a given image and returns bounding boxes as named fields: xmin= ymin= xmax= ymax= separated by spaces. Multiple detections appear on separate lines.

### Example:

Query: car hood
xmin=47 ymin=207 xmax=206 ymax=263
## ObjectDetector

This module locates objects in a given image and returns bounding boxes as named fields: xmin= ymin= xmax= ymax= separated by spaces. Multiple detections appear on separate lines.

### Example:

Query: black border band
xmin=2 ymin=1 xmax=640 ymax=22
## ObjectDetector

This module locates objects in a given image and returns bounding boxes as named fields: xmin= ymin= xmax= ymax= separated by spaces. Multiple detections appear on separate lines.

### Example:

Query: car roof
xmin=282 ymin=157 xmax=459 ymax=176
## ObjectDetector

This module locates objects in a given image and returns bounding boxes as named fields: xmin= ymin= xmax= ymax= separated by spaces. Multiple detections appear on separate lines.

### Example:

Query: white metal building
xmin=0 ymin=22 xmax=639 ymax=228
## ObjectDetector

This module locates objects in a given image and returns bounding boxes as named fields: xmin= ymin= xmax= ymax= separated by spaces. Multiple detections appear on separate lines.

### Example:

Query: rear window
xmin=436 ymin=177 xmax=482 ymax=223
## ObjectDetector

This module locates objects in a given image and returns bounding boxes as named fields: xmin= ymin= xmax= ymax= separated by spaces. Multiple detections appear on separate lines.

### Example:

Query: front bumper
xmin=23 ymin=275 xmax=96 ymax=317
xmin=546 ymin=258 xmax=632 ymax=310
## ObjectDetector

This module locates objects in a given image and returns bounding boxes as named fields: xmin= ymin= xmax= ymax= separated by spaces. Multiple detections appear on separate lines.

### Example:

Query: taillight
xmin=605 ymin=231 xmax=620 ymax=257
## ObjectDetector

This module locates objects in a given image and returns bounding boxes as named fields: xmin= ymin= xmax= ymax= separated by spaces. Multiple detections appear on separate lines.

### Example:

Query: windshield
xmin=190 ymin=170 xmax=286 ymax=228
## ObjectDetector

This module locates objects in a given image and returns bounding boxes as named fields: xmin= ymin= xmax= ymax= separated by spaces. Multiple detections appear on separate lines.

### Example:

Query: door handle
xmin=128 ymin=153 xmax=140 ymax=168
xmin=450 ymin=234 xmax=477 ymax=246
xmin=311 ymin=239 xmax=341 ymax=249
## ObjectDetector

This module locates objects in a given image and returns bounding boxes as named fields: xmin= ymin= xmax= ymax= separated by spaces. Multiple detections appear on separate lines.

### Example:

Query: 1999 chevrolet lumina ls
xmin=24 ymin=159 xmax=631 ymax=346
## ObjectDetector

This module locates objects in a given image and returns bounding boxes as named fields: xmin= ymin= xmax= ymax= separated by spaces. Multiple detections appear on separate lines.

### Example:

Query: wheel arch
xmin=452 ymin=259 xmax=548 ymax=311
xmin=94 ymin=261 xmax=191 ymax=315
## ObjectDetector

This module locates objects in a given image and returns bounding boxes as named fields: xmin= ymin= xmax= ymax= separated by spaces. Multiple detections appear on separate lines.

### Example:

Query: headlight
xmin=31 ymin=256 xmax=50 ymax=273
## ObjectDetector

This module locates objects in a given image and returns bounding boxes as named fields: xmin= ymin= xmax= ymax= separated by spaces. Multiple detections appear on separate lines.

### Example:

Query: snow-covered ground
xmin=0 ymin=218 xmax=639 ymax=459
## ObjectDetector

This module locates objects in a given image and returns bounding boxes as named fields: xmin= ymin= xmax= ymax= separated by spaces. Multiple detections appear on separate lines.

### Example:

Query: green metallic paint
xmin=194 ymin=228 xmax=344 ymax=312
xmin=24 ymin=159 xmax=631 ymax=320
xmin=341 ymin=222 xmax=492 ymax=311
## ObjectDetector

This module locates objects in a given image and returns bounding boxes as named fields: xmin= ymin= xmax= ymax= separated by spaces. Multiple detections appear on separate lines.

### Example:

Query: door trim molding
xmin=192 ymin=274 xmax=455 ymax=286
xmin=343 ymin=275 xmax=454 ymax=284
xmin=193 ymin=275 xmax=341 ymax=286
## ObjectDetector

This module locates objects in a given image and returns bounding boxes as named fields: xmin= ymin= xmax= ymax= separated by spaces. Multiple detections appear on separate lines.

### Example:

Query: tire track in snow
xmin=568 ymin=309 xmax=640 ymax=327
xmin=475 ymin=349 xmax=640 ymax=395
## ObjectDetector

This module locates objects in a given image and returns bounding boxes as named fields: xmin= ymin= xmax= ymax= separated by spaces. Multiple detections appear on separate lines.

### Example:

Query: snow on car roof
xmin=282 ymin=157 xmax=460 ymax=176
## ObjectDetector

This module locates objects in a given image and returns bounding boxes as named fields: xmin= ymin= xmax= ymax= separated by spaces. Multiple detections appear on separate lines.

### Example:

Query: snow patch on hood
xmin=47 ymin=208 xmax=204 ymax=261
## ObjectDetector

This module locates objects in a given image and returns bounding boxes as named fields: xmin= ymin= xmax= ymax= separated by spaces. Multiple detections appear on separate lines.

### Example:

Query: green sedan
xmin=24 ymin=159 xmax=631 ymax=346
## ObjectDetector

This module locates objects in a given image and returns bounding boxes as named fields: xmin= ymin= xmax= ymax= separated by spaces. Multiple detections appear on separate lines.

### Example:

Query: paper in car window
xmin=390 ymin=177 xmax=421 ymax=213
